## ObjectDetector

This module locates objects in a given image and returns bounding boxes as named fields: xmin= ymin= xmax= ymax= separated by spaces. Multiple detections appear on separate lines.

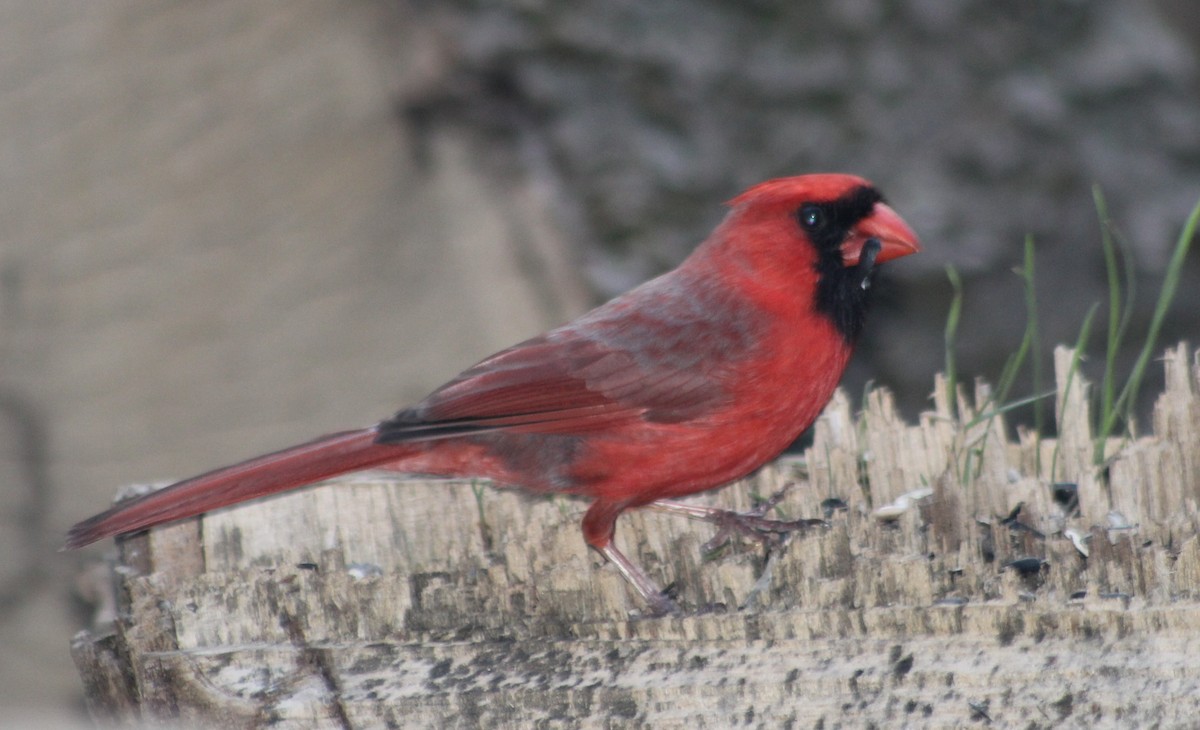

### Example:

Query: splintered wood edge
xmin=72 ymin=343 xmax=1200 ymax=725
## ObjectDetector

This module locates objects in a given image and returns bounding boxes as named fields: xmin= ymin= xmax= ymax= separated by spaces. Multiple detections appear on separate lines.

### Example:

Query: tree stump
xmin=73 ymin=345 xmax=1200 ymax=727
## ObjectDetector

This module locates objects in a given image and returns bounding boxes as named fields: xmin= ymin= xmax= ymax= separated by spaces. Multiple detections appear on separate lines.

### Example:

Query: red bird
xmin=67 ymin=174 xmax=919 ymax=614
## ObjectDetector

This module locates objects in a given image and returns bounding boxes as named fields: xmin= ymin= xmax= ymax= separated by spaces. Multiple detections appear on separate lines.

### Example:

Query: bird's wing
xmin=375 ymin=330 xmax=733 ymax=443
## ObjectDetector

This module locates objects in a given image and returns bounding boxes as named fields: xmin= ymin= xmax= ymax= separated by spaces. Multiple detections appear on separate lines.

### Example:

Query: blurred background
xmin=2 ymin=1 xmax=1199 ymax=723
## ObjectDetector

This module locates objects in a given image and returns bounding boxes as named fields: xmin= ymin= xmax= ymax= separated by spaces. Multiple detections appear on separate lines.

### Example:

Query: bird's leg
xmin=650 ymin=484 xmax=826 ymax=554
xmin=583 ymin=499 xmax=679 ymax=616
xmin=597 ymin=543 xmax=679 ymax=616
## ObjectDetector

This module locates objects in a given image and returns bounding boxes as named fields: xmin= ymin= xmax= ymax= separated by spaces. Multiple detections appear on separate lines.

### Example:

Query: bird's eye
xmin=798 ymin=205 xmax=825 ymax=231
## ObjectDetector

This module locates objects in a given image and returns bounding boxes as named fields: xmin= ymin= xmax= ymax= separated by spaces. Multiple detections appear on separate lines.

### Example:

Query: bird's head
xmin=720 ymin=173 xmax=921 ymax=341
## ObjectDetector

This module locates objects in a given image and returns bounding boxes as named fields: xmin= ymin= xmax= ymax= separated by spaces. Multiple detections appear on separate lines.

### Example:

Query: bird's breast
xmin=566 ymin=314 xmax=852 ymax=505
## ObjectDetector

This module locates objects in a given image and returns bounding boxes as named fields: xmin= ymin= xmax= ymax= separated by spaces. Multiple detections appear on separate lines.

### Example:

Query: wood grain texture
xmin=73 ymin=345 xmax=1200 ymax=727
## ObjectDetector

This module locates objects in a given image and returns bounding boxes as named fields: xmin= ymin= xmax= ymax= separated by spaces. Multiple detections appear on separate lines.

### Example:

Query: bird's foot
xmin=597 ymin=542 xmax=681 ymax=617
xmin=699 ymin=510 xmax=827 ymax=555
xmin=643 ymin=588 xmax=682 ymax=618
xmin=650 ymin=484 xmax=827 ymax=555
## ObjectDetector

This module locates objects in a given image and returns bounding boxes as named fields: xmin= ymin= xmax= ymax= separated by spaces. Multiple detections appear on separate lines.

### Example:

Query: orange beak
xmin=841 ymin=202 xmax=921 ymax=266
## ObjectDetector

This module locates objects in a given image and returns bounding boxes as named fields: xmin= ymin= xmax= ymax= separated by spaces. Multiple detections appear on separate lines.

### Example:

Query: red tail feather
xmin=65 ymin=429 xmax=404 ymax=548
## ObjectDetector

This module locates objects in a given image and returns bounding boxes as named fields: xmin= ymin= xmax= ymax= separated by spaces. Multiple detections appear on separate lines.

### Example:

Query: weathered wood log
xmin=72 ymin=345 xmax=1200 ymax=727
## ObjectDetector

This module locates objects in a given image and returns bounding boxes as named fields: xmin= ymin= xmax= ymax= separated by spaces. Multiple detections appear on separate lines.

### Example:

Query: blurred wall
xmin=0 ymin=1 xmax=586 ymax=718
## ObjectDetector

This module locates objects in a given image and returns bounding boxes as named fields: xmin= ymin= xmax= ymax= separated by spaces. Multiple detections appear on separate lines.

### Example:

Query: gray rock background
xmin=422 ymin=0 xmax=1200 ymax=416
xmin=1 ymin=0 xmax=1198 ymax=721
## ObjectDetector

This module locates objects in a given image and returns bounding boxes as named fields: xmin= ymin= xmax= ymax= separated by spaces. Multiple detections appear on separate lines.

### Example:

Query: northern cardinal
xmin=67 ymin=174 xmax=919 ymax=614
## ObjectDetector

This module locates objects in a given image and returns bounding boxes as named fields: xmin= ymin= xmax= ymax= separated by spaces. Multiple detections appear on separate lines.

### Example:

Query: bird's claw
xmin=698 ymin=484 xmax=828 ymax=555
xmin=701 ymin=512 xmax=827 ymax=555
xmin=640 ymin=591 xmax=682 ymax=618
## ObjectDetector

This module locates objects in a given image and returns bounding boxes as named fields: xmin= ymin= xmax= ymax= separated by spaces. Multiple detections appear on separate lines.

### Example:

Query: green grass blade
xmin=993 ymin=235 xmax=1039 ymax=410
xmin=967 ymin=389 xmax=1056 ymax=428
xmin=944 ymin=264 xmax=963 ymax=421
xmin=1022 ymin=235 xmax=1045 ymax=462
xmin=1093 ymin=186 xmax=1122 ymax=447
xmin=1106 ymin=195 xmax=1200 ymax=451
